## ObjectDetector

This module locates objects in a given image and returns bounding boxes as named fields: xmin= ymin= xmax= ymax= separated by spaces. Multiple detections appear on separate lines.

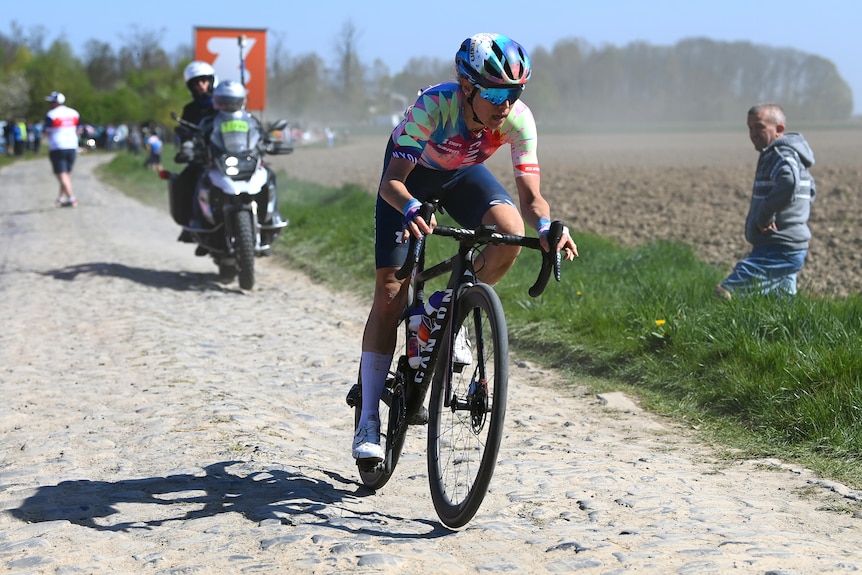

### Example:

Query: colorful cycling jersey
xmin=43 ymin=105 xmax=80 ymax=151
xmin=391 ymin=82 xmax=539 ymax=178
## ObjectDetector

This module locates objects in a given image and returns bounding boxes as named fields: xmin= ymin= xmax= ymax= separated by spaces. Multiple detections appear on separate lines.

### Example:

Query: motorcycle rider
xmin=181 ymin=61 xmax=217 ymax=126
xmin=174 ymin=61 xmax=218 ymax=248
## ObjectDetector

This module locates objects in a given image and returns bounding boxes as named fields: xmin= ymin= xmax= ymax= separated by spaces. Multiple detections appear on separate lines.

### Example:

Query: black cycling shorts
xmin=374 ymin=138 xmax=516 ymax=269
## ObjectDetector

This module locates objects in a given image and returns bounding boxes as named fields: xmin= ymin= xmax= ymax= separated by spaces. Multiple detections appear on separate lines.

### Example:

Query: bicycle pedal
xmin=408 ymin=406 xmax=429 ymax=426
xmin=345 ymin=382 xmax=361 ymax=407
xmin=356 ymin=458 xmax=383 ymax=472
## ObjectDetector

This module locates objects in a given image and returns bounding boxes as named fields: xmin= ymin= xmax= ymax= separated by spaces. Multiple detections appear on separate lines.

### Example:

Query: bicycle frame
xmin=349 ymin=199 xmax=567 ymax=527
xmin=391 ymin=207 xmax=565 ymax=439
xmin=401 ymin=226 xmax=483 ymax=414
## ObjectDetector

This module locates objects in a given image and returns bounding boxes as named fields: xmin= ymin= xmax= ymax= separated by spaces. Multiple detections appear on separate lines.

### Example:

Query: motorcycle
xmin=162 ymin=109 xmax=293 ymax=290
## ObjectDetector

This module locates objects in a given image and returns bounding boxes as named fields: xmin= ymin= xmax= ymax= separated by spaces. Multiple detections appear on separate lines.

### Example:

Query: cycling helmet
xmin=183 ymin=61 xmax=217 ymax=95
xmin=213 ymin=80 xmax=246 ymax=112
xmin=455 ymin=33 xmax=531 ymax=87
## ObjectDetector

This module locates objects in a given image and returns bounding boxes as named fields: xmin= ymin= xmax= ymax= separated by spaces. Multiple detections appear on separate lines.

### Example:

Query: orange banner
xmin=194 ymin=27 xmax=267 ymax=111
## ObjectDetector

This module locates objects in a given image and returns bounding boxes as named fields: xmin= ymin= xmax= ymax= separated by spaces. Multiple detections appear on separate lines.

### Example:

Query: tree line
xmin=0 ymin=20 xmax=853 ymax=132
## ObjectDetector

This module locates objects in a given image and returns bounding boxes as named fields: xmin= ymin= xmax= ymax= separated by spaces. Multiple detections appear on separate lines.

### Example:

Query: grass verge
xmin=96 ymin=153 xmax=862 ymax=492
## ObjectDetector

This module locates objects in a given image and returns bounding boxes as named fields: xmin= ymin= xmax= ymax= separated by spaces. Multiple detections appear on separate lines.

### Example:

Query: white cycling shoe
xmin=352 ymin=418 xmax=384 ymax=462
xmin=453 ymin=328 xmax=473 ymax=366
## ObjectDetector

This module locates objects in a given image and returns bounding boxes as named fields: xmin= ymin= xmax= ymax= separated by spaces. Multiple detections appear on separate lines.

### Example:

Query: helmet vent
xmin=484 ymin=60 xmax=502 ymax=80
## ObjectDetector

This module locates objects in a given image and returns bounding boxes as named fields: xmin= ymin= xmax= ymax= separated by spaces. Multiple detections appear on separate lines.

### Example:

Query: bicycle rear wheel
xmin=427 ymin=283 xmax=508 ymax=529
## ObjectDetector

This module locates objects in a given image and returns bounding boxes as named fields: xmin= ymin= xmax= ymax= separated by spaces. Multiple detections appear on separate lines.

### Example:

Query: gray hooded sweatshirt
xmin=745 ymin=132 xmax=816 ymax=250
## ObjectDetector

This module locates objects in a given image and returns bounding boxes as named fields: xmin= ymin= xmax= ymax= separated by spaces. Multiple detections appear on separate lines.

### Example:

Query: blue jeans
xmin=721 ymin=245 xmax=807 ymax=297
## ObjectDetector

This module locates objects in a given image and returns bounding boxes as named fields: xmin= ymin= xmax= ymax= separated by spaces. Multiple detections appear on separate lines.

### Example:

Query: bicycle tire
xmin=427 ymin=283 xmax=508 ymax=528
xmin=234 ymin=210 xmax=256 ymax=290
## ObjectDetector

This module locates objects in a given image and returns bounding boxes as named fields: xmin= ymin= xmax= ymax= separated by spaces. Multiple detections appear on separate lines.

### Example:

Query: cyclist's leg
xmin=359 ymin=266 xmax=406 ymax=418
xmin=354 ymin=193 xmax=411 ymax=458
xmin=441 ymin=165 xmax=522 ymax=285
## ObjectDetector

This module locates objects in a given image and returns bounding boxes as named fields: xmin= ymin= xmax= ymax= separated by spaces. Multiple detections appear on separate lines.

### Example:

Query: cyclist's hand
xmin=540 ymin=222 xmax=578 ymax=261
xmin=402 ymin=199 xmax=435 ymax=241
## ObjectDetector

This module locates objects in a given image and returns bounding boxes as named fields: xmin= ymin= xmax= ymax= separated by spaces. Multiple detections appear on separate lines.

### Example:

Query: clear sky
xmin=6 ymin=0 xmax=861 ymax=115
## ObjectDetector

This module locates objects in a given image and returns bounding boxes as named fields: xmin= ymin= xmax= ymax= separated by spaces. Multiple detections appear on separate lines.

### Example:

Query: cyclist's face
xmin=461 ymin=79 xmax=513 ymax=131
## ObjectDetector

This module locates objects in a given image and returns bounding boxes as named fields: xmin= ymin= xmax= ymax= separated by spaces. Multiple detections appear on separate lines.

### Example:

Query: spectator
xmin=716 ymin=104 xmax=816 ymax=299
xmin=31 ymin=121 xmax=43 ymax=154
xmin=44 ymin=91 xmax=81 ymax=207
xmin=12 ymin=119 xmax=27 ymax=156
xmin=3 ymin=119 xmax=12 ymax=156
xmin=128 ymin=127 xmax=142 ymax=155
xmin=144 ymin=130 xmax=163 ymax=172
xmin=104 ymin=124 xmax=116 ymax=150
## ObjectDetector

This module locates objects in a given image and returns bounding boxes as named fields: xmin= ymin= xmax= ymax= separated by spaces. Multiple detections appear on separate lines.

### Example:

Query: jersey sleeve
xmin=392 ymin=89 xmax=450 ymax=163
xmin=503 ymin=102 xmax=540 ymax=178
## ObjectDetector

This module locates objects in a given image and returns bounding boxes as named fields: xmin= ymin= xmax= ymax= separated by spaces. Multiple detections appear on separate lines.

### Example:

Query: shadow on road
xmin=42 ymin=262 xmax=237 ymax=293
xmin=0 ymin=207 xmax=59 ymax=217
xmin=9 ymin=461 xmax=449 ymax=537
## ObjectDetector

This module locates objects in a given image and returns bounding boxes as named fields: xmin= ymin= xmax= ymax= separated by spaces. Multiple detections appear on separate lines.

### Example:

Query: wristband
xmin=402 ymin=198 xmax=421 ymax=217
xmin=402 ymin=198 xmax=422 ymax=226
xmin=536 ymin=217 xmax=551 ymax=236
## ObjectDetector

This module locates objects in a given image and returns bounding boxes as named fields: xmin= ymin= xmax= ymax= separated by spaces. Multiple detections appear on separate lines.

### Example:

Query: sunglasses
xmin=473 ymin=83 xmax=524 ymax=105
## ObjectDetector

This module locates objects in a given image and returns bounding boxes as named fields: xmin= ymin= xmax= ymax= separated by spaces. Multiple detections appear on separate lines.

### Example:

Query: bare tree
xmin=0 ymin=70 xmax=30 ymax=118
xmin=332 ymin=19 xmax=366 ymax=122
xmin=83 ymin=40 xmax=122 ymax=91
xmin=118 ymin=26 xmax=169 ymax=72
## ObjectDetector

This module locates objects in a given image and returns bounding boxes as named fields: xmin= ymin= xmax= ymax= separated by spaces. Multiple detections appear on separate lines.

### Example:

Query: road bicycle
xmin=346 ymin=201 xmax=566 ymax=528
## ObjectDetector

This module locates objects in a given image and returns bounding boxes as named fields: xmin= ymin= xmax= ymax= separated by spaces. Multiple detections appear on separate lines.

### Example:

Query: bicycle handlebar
xmin=394 ymin=202 xmax=565 ymax=297
xmin=529 ymin=220 xmax=564 ymax=297
xmin=394 ymin=202 xmax=434 ymax=281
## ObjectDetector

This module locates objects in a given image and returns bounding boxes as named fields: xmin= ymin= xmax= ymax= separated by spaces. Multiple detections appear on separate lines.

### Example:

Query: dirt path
xmin=1 ymin=154 xmax=861 ymax=574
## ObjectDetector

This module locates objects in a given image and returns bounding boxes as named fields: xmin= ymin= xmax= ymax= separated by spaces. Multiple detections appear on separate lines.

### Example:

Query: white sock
xmin=358 ymin=351 xmax=392 ymax=429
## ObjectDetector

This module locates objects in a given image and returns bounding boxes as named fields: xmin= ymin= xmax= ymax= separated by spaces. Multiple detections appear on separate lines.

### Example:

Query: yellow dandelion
xmin=655 ymin=319 xmax=666 ymax=326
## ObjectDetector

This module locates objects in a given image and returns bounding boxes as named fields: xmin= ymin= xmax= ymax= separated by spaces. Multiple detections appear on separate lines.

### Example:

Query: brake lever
xmin=394 ymin=201 xmax=435 ymax=281
xmin=528 ymin=220 xmax=565 ymax=298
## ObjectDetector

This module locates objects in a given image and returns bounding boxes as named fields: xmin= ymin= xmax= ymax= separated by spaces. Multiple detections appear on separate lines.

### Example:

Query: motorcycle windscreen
xmin=210 ymin=111 xmax=263 ymax=180
xmin=210 ymin=111 xmax=262 ymax=155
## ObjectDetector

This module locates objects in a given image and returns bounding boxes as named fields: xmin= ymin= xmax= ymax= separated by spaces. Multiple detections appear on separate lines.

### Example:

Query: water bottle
xmin=417 ymin=290 xmax=446 ymax=346
xmin=407 ymin=305 xmax=423 ymax=368
xmin=407 ymin=334 xmax=421 ymax=368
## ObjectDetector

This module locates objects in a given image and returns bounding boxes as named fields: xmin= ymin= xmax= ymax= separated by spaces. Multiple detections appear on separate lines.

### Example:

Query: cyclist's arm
xmin=380 ymin=156 xmax=434 ymax=239
xmin=515 ymin=174 xmax=577 ymax=260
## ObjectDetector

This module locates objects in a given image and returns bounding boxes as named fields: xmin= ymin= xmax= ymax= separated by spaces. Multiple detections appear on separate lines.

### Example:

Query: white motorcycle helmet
xmin=183 ymin=61 xmax=217 ymax=96
xmin=213 ymin=80 xmax=247 ymax=113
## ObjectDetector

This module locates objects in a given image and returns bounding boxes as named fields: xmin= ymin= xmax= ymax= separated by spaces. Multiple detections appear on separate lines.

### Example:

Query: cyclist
xmin=353 ymin=33 xmax=578 ymax=462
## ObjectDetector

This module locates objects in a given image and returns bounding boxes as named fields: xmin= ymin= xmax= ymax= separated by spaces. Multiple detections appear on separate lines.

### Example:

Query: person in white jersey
xmin=43 ymin=92 xmax=81 ymax=207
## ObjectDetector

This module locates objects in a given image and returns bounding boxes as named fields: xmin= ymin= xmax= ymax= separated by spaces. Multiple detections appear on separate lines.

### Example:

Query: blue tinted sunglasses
xmin=474 ymin=84 xmax=524 ymax=105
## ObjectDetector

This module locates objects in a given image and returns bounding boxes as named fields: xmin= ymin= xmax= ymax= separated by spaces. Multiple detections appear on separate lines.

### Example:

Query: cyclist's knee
xmin=476 ymin=244 xmax=520 ymax=284
xmin=373 ymin=268 xmax=408 ymax=306
xmin=482 ymin=204 xmax=524 ymax=235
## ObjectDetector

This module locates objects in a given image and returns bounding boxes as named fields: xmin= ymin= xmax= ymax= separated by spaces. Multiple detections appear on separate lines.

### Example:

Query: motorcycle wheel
xmin=234 ymin=211 xmax=256 ymax=290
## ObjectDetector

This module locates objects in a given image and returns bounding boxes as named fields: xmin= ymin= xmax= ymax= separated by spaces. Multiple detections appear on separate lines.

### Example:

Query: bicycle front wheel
xmin=427 ymin=283 xmax=508 ymax=529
